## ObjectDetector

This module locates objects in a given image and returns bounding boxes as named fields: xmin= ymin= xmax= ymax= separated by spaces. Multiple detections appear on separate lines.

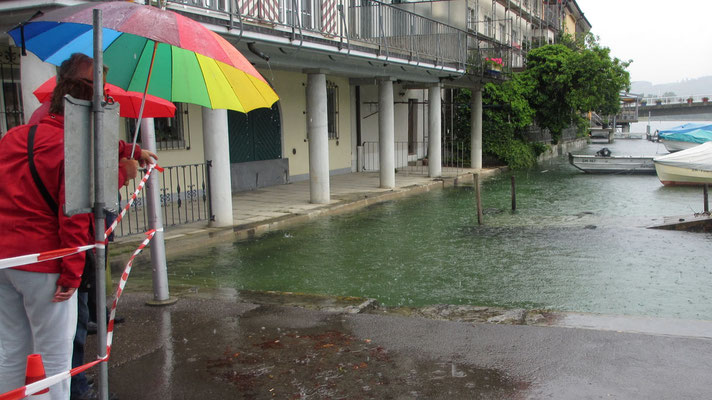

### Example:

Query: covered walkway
xmin=113 ymin=167 xmax=502 ymax=254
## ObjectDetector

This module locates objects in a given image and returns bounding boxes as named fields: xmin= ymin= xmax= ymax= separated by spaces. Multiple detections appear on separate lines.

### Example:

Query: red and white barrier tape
xmin=104 ymin=164 xmax=163 ymax=241
xmin=0 ymin=229 xmax=157 ymax=400
xmin=0 ymin=245 xmax=96 ymax=271
xmin=106 ymin=229 xmax=156 ymax=355
xmin=0 ymin=164 xmax=162 ymax=270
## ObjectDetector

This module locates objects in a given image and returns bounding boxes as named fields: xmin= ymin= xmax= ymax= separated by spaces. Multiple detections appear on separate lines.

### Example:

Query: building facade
xmin=0 ymin=0 xmax=588 ymax=229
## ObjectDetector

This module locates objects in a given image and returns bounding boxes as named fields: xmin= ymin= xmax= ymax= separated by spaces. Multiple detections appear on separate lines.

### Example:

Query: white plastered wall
xmin=266 ymin=69 xmax=353 ymax=179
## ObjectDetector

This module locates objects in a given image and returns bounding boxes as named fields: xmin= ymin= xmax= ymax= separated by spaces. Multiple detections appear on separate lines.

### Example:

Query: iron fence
xmin=113 ymin=162 xmax=212 ymax=238
xmin=361 ymin=140 xmax=468 ymax=176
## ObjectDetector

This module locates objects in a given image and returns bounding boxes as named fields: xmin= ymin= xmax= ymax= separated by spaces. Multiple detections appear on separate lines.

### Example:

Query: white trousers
xmin=0 ymin=269 xmax=77 ymax=400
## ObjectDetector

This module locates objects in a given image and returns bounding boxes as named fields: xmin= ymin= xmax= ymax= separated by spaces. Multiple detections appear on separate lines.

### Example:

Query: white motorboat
xmin=653 ymin=142 xmax=712 ymax=186
xmin=660 ymin=138 xmax=699 ymax=153
xmin=658 ymin=123 xmax=712 ymax=152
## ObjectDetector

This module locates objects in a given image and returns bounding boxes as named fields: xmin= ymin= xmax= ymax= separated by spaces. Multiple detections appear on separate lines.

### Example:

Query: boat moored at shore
xmin=658 ymin=123 xmax=712 ymax=152
xmin=653 ymin=142 xmax=712 ymax=186
xmin=568 ymin=148 xmax=656 ymax=174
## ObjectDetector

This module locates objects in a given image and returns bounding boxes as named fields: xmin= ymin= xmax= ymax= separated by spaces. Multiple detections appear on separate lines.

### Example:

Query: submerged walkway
xmin=102 ymin=161 xmax=712 ymax=398
xmin=114 ymin=167 xmax=500 ymax=253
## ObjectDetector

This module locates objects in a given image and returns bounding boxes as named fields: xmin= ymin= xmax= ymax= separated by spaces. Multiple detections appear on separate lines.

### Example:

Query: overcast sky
xmin=575 ymin=0 xmax=712 ymax=85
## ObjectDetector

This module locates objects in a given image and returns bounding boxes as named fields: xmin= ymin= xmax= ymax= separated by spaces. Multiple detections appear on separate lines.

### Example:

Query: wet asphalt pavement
xmin=85 ymin=290 xmax=712 ymax=400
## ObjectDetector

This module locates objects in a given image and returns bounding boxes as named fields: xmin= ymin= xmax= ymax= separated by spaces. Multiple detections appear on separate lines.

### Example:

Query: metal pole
xmin=704 ymin=184 xmax=709 ymax=213
xmin=140 ymin=118 xmax=176 ymax=305
xmin=92 ymin=10 xmax=109 ymax=400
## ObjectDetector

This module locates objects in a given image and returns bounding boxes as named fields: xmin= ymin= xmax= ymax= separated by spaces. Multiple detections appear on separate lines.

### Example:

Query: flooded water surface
xmin=131 ymin=139 xmax=712 ymax=320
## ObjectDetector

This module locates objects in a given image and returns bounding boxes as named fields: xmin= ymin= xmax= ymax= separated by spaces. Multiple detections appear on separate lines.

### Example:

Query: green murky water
xmin=129 ymin=139 xmax=712 ymax=320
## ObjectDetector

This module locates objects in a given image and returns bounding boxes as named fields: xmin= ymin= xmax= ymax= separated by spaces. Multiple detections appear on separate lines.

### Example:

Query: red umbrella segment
xmin=33 ymin=76 xmax=176 ymax=119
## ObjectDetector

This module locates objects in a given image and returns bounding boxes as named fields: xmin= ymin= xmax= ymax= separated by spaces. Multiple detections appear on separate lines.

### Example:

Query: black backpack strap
xmin=27 ymin=125 xmax=59 ymax=215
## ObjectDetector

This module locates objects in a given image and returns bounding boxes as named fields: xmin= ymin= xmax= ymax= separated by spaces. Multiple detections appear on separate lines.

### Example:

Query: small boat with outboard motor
xmin=568 ymin=147 xmax=656 ymax=174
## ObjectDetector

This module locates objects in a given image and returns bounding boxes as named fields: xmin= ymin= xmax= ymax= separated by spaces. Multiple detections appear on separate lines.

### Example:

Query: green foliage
xmin=521 ymin=44 xmax=575 ymax=141
xmin=522 ymin=34 xmax=630 ymax=142
xmin=452 ymin=33 xmax=629 ymax=169
xmin=530 ymin=142 xmax=549 ymax=157
xmin=480 ymin=79 xmax=540 ymax=169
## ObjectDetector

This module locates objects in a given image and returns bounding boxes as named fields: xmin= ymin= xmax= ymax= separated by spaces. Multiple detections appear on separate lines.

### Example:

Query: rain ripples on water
xmin=130 ymin=140 xmax=712 ymax=320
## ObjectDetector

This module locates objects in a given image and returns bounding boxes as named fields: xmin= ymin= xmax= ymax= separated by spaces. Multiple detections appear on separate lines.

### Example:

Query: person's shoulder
xmin=1 ymin=123 xmax=31 ymax=141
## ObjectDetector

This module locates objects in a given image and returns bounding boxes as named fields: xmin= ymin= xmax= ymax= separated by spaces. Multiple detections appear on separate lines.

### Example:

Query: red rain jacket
xmin=0 ymin=114 xmax=92 ymax=288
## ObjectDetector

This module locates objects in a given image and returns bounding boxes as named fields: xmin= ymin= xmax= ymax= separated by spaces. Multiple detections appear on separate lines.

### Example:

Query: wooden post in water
xmin=510 ymin=175 xmax=516 ymax=211
xmin=474 ymin=173 xmax=483 ymax=225
xmin=704 ymin=184 xmax=709 ymax=213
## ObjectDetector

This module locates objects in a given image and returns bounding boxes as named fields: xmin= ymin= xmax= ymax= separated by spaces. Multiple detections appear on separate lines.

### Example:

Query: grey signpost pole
xmin=92 ymin=10 xmax=110 ymax=400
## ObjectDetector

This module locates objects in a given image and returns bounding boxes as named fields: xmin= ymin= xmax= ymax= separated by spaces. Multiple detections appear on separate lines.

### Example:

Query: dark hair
xmin=49 ymin=53 xmax=95 ymax=115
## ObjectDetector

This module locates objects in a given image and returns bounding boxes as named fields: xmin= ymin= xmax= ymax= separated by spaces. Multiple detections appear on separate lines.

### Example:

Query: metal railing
xmin=166 ymin=0 xmax=467 ymax=69
xmin=349 ymin=1 xmax=465 ymax=67
xmin=360 ymin=140 xmax=468 ymax=176
xmin=113 ymin=162 xmax=212 ymax=238
xmin=640 ymin=94 xmax=712 ymax=106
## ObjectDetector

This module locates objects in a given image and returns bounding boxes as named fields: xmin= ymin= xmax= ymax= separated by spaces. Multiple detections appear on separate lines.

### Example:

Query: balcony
xmin=165 ymin=0 xmax=474 ymax=80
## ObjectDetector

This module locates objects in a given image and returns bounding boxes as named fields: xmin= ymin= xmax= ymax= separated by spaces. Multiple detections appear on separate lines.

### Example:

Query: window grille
xmin=0 ymin=46 xmax=23 ymax=135
xmin=126 ymin=103 xmax=189 ymax=150
xmin=327 ymin=80 xmax=339 ymax=140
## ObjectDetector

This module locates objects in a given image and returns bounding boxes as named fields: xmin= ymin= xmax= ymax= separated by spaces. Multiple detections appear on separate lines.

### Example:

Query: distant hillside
xmin=631 ymin=76 xmax=712 ymax=97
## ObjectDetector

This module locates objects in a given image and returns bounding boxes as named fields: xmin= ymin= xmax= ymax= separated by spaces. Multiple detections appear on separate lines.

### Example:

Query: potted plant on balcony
xmin=485 ymin=57 xmax=503 ymax=72
xmin=640 ymin=100 xmax=647 ymax=106
xmin=703 ymin=97 xmax=709 ymax=104
xmin=687 ymin=97 xmax=694 ymax=104
xmin=655 ymin=99 xmax=663 ymax=105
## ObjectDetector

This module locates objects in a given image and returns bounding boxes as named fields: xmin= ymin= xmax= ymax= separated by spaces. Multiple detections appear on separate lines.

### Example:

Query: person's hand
xmin=52 ymin=285 xmax=77 ymax=302
xmin=137 ymin=149 xmax=158 ymax=167
xmin=120 ymin=157 xmax=139 ymax=186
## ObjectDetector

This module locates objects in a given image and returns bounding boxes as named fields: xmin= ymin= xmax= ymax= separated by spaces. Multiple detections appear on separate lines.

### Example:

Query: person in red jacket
xmin=0 ymin=53 xmax=136 ymax=400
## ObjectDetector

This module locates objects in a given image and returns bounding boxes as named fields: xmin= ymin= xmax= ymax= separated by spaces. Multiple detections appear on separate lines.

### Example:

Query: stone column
xmin=428 ymin=83 xmax=442 ymax=177
xmin=378 ymin=78 xmax=395 ymax=188
xmin=202 ymin=107 xmax=233 ymax=227
xmin=471 ymin=87 xmax=483 ymax=170
xmin=21 ymin=52 xmax=56 ymax=121
xmin=305 ymin=70 xmax=330 ymax=203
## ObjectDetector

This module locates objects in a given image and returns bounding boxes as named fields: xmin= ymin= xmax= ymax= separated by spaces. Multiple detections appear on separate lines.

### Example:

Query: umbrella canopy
xmin=9 ymin=1 xmax=278 ymax=113
xmin=34 ymin=76 xmax=176 ymax=119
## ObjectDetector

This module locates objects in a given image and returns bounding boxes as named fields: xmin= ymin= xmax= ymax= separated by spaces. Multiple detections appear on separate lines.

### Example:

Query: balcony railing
xmin=166 ymin=0 xmax=468 ymax=70
xmin=113 ymin=162 xmax=212 ymax=238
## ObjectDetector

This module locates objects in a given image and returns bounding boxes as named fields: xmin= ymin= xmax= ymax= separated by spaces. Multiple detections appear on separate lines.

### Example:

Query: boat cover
xmin=653 ymin=141 xmax=712 ymax=171
xmin=658 ymin=123 xmax=712 ymax=144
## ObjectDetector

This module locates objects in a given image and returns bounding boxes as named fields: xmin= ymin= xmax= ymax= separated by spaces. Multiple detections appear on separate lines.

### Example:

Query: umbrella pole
xmin=129 ymin=41 xmax=158 ymax=159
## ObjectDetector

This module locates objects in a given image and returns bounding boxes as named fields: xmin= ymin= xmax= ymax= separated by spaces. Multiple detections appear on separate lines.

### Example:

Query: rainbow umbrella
xmin=8 ymin=1 xmax=279 ymax=113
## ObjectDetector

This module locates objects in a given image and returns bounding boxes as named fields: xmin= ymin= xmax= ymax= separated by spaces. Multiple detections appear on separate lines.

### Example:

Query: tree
xmin=522 ymin=34 xmax=630 ymax=142
xmin=521 ymin=44 xmax=575 ymax=141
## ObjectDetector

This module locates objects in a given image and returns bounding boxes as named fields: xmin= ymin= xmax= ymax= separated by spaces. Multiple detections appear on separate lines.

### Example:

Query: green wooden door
xmin=227 ymin=102 xmax=281 ymax=163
